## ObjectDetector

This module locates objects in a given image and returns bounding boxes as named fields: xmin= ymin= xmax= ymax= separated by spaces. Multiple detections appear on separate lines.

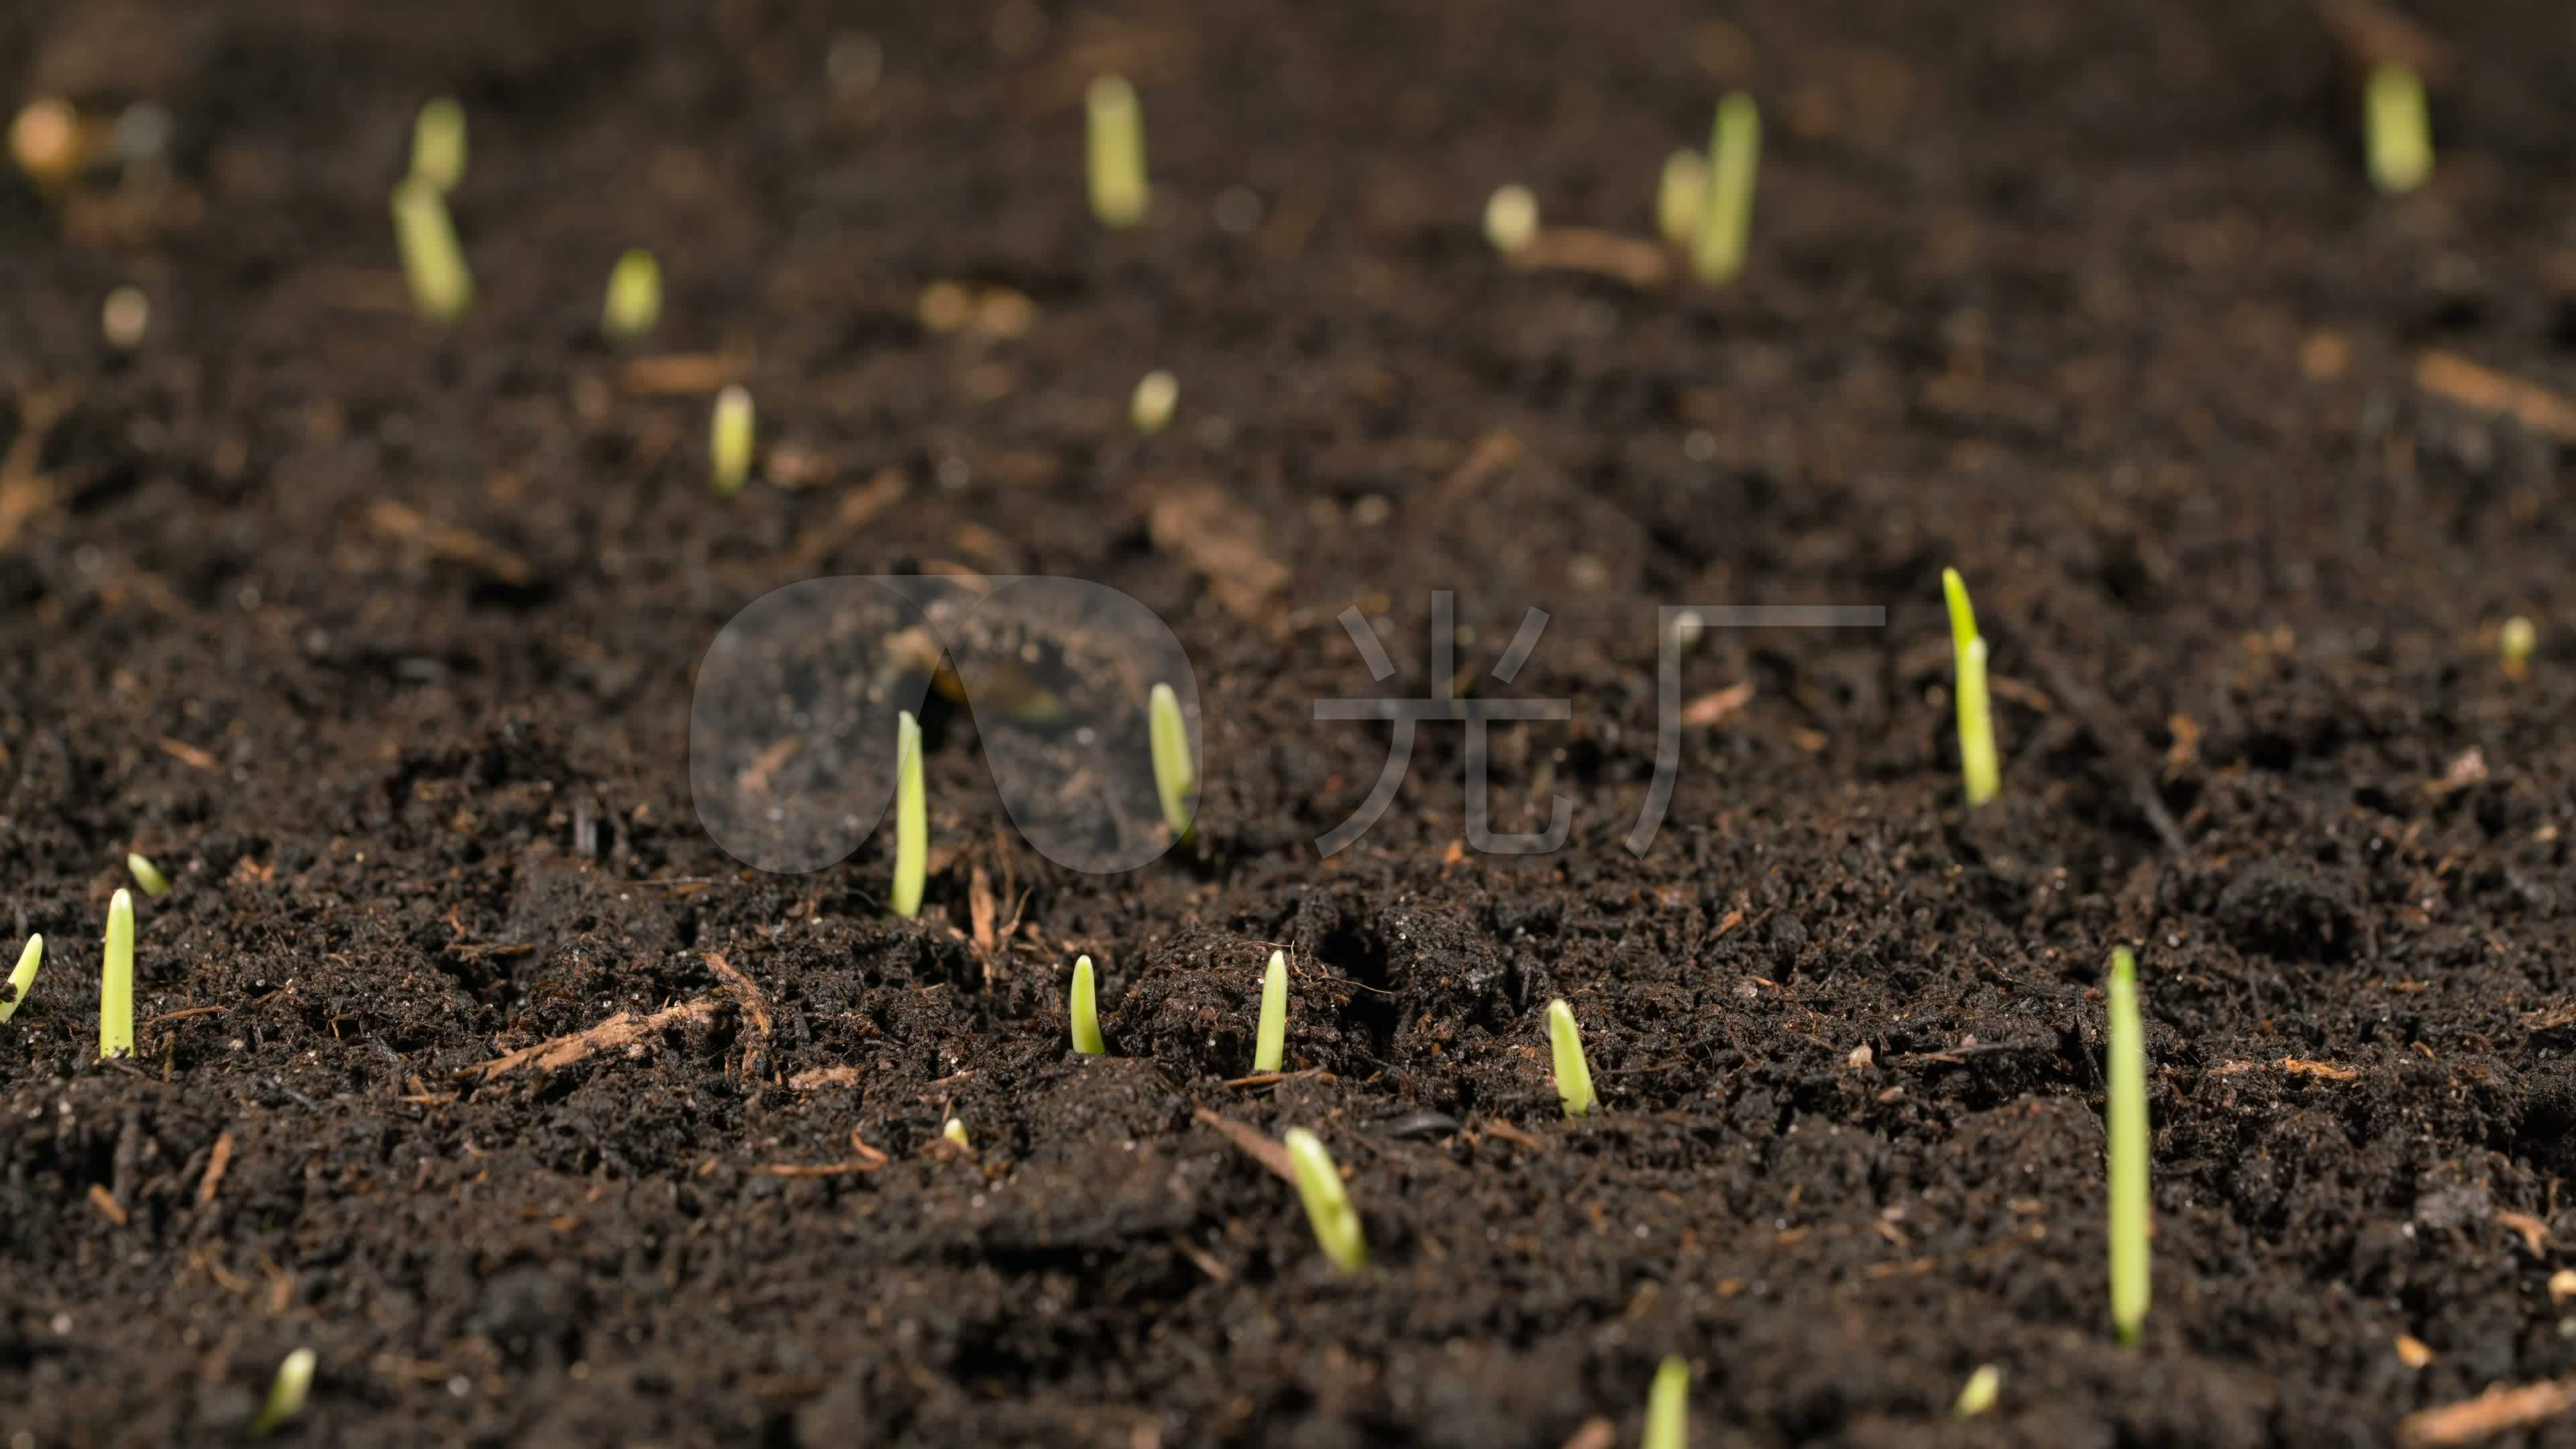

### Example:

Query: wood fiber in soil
xmin=4 ymin=0 xmax=2576 ymax=1444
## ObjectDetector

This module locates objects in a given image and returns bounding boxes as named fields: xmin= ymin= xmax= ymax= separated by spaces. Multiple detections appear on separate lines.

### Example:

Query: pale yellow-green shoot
xmin=127 ymin=852 xmax=170 ymax=898
xmin=101 ymin=889 xmax=134 ymax=1059
xmin=2501 ymin=616 xmax=2536 ymax=680
xmin=1953 ymin=1363 xmax=2000 ymax=1418
xmin=1642 ymin=1356 xmax=1690 ymax=1449
xmin=1656 ymin=149 xmax=1704 ymax=247
xmin=2365 ymin=64 xmax=2431 ymax=196
xmin=1943 ymin=568 xmax=1999 ymax=808
xmin=390 ymin=175 xmax=472 ymax=321
xmin=411 ymin=97 xmax=466 ymax=193
xmin=0 ymin=934 xmax=41 ymax=1023
xmin=600 ymin=249 xmax=662 ymax=343
xmin=1546 ymin=998 xmax=1596 ymax=1116
xmin=710 ymin=384 xmax=755 ymax=496
xmin=1132 ymin=370 xmax=1178 ymax=435
xmin=1483 ymin=184 xmax=1539 ymax=256
xmin=1691 ymin=93 xmax=1760 ymax=284
xmin=1283 ymin=1127 xmax=1366 ymax=1273
xmin=1253 ymin=949 xmax=1288 ymax=1073
xmin=891 ymin=709 xmax=925 ymax=918
xmin=2106 ymin=946 xmax=2151 ymax=1344
xmin=943 ymin=1118 xmax=971 ymax=1149
xmin=1070 ymin=954 xmax=1105 ymax=1055
xmin=1085 ymin=74 xmax=1149 ymax=228
xmin=1148 ymin=682 xmax=1195 ymax=841
xmin=250 ymin=1347 xmax=316 ymax=1436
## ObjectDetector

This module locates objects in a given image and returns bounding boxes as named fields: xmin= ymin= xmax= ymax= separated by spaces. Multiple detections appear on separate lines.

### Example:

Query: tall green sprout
xmin=1148 ymin=682 xmax=1195 ymax=841
xmin=1070 ymin=954 xmax=1105 ymax=1055
xmin=1942 ymin=568 xmax=2000 ymax=807
xmin=1085 ymin=75 xmax=1149 ymax=228
xmin=2106 ymin=946 xmax=2150 ymax=1344
xmin=1690 ymin=93 xmax=1760 ymax=284
xmin=1283 ymin=1128 xmax=1366 ymax=1273
xmin=1253 ymin=949 xmax=1287 ymax=1073
xmin=101 ymin=889 xmax=133 ymax=1059
xmin=2365 ymin=64 xmax=2431 ymax=196
xmin=411 ymin=98 xmax=466 ymax=193
xmin=390 ymin=175 xmax=473 ymax=321
xmin=891 ymin=709 xmax=925 ymax=918
xmin=0 ymin=934 xmax=41 ymax=1022
xmin=1546 ymin=998 xmax=1596 ymax=1116
xmin=1642 ymin=1356 xmax=1690 ymax=1449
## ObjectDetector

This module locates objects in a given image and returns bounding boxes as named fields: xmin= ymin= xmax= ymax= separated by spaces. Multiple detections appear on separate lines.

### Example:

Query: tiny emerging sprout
xmin=1655 ymin=149 xmax=1705 ymax=248
xmin=2106 ymin=945 xmax=2151 ymax=1345
xmin=1546 ymin=998 xmax=1597 ymax=1116
xmin=8 ymin=97 xmax=80 ymax=191
xmin=1069 ymin=954 xmax=1105 ymax=1055
xmin=2365 ymin=63 xmax=2432 ymax=196
xmin=1642 ymin=1356 xmax=1690 ymax=1449
xmin=1253 ymin=949 xmax=1288 ymax=1073
xmin=0 ymin=935 xmax=41 ymax=1024
xmin=389 ymin=175 xmax=474 ymax=322
xmin=411 ymin=97 xmax=467 ymax=193
xmin=2501 ymin=616 xmax=2536 ymax=680
xmin=1943 ymin=568 xmax=2000 ymax=808
xmin=101 ymin=286 xmax=150 ymax=350
xmin=1085 ymin=74 xmax=1149 ymax=229
xmin=127 ymin=852 xmax=170 ymax=899
xmin=710 ymin=384 xmax=755 ymax=497
xmin=1147 ymin=682 xmax=1195 ymax=842
xmin=1282 ymin=1128 xmax=1366 ymax=1273
xmin=891 ymin=709 xmax=926 ymax=918
xmin=600 ymin=249 xmax=663 ymax=343
xmin=1690 ymin=92 xmax=1760 ymax=284
xmin=943 ymin=1118 xmax=971 ymax=1150
xmin=1483 ymin=184 xmax=1540 ymax=256
xmin=101 ymin=889 xmax=134 ymax=1060
xmin=1131 ymin=370 xmax=1179 ymax=435
xmin=250 ymin=1347 xmax=316 ymax=1437
xmin=1952 ymin=1363 xmax=2001 ymax=1419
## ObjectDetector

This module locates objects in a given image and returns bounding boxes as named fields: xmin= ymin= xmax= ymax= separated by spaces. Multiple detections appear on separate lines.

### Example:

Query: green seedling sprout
xmin=1253 ymin=949 xmax=1288 ymax=1073
xmin=1148 ymin=682 xmax=1195 ymax=841
xmin=1547 ymin=998 xmax=1597 ymax=1117
xmin=2106 ymin=945 xmax=2151 ymax=1344
xmin=891 ymin=709 xmax=926 ymax=918
xmin=389 ymin=174 xmax=473 ymax=321
xmin=1283 ymin=1127 xmax=1366 ymax=1273
xmin=0 ymin=935 xmax=41 ymax=1023
xmin=943 ymin=1118 xmax=971 ymax=1149
xmin=1642 ymin=1356 xmax=1690 ymax=1449
xmin=2365 ymin=63 xmax=2431 ymax=196
xmin=1943 ymin=568 xmax=2000 ymax=808
xmin=250 ymin=1347 xmax=316 ymax=1436
xmin=1085 ymin=74 xmax=1149 ymax=228
xmin=1953 ymin=1363 xmax=2000 ymax=1418
xmin=1656 ymin=149 xmax=1705 ymax=247
xmin=1070 ymin=954 xmax=1105 ymax=1055
xmin=1690 ymin=92 xmax=1760 ymax=284
xmin=1132 ymin=369 xmax=1178 ymax=435
xmin=710 ymin=384 xmax=755 ymax=496
xmin=127 ymin=852 xmax=170 ymax=898
xmin=101 ymin=888 xmax=133 ymax=1059
xmin=1483 ymin=184 xmax=1539 ymax=255
xmin=2502 ymin=616 xmax=2536 ymax=680
xmin=411 ymin=97 xmax=466 ymax=193
xmin=600 ymin=249 xmax=663 ymax=343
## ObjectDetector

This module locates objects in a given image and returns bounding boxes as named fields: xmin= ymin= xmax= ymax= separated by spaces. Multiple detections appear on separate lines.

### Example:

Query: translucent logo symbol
xmin=690 ymin=576 xmax=1199 ymax=875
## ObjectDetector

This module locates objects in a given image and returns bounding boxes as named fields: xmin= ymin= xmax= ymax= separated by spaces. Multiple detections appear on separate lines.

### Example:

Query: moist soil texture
xmin=6 ymin=0 xmax=2576 ymax=1445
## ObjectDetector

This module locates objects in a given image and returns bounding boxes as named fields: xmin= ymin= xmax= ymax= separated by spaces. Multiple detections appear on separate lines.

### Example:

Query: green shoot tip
xmin=1655 ymin=150 xmax=1705 ymax=248
xmin=1253 ymin=949 xmax=1288 ymax=1073
xmin=2365 ymin=64 xmax=2432 ymax=196
xmin=1132 ymin=370 xmax=1178 ymax=435
xmin=1546 ymin=998 xmax=1596 ymax=1117
xmin=1690 ymin=92 xmax=1760 ymax=284
xmin=1085 ymin=74 xmax=1149 ymax=229
xmin=2501 ymin=616 xmax=2536 ymax=678
xmin=250 ymin=1347 xmax=316 ymax=1436
xmin=411 ymin=97 xmax=466 ymax=192
xmin=943 ymin=1118 xmax=971 ymax=1149
xmin=1283 ymin=1127 xmax=1367 ymax=1273
xmin=1070 ymin=954 xmax=1105 ymax=1055
xmin=1953 ymin=1363 xmax=2000 ymax=1417
xmin=101 ymin=889 xmax=135 ymax=1060
xmin=1147 ymin=682 xmax=1195 ymax=842
xmin=1483 ymin=184 xmax=1540 ymax=255
xmin=127 ymin=852 xmax=170 ymax=898
xmin=710 ymin=384 xmax=755 ymax=496
xmin=389 ymin=174 xmax=473 ymax=321
xmin=2106 ymin=945 xmax=2151 ymax=1345
xmin=891 ymin=709 xmax=926 ymax=918
xmin=1642 ymin=1356 xmax=1690 ymax=1449
xmin=0 ymin=934 xmax=41 ymax=1023
xmin=601 ymin=249 xmax=663 ymax=342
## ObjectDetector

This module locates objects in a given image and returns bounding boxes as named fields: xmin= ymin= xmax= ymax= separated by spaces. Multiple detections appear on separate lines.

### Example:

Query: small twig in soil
xmin=87 ymin=1184 xmax=128 ymax=1226
xmin=1193 ymin=1107 xmax=1296 ymax=1184
xmin=367 ymin=500 xmax=533 ymax=587
xmin=1557 ymin=1419 xmax=1617 ymax=1449
xmin=2414 ymin=351 xmax=2576 ymax=442
xmin=1144 ymin=478 xmax=1291 ymax=625
xmin=702 ymin=951 xmax=771 ymax=1082
xmin=763 ymin=1131 xmax=889 ymax=1178
xmin=1506 ymin=227 xmax=1670 ymax=288
xmin=2398 ymin=1377 xmax=2576 ymax=1446
xmin=1479 ymin=1118 xmax=1547 ymax=1152
xmin=0 ymin=382 xmax=78 ymax=551
xmin=2316 ymin=0 xmax=2450 ymax=78
xmin=463 ymin=997 xmax=721 ymax=1081
xmin=2021 ymin=643 xmax=2190 ymax=857
xmin=156 ymin=737 xmax=217 ymax=771
xmin=140 ymin=1004 xmax=224 ymax=1033
xmin=197 ymin=1130 xmax=234 ymax=1206
xmin=788 ymin=1066 xmax=863 ymax=1089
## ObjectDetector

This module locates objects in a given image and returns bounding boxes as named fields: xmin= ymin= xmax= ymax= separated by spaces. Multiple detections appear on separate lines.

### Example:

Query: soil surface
xmin=5 ymin=0 xmax=2576 ymax=1444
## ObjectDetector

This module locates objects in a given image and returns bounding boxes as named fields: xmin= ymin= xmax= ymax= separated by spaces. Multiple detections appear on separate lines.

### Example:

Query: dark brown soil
xmin=7 ymin=0 xmax=2576 ymax=1444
